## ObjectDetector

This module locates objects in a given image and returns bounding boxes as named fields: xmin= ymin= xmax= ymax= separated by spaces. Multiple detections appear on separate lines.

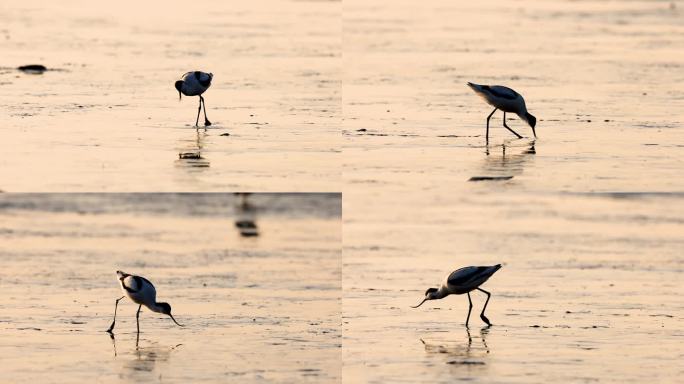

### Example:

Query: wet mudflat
xmin=0 ymin=193 xmax=341 ymax=383
xmin=342 ymin=0 xmax=684 ymax=382
xmin=0 ymin=0 xmax=340 ymax=191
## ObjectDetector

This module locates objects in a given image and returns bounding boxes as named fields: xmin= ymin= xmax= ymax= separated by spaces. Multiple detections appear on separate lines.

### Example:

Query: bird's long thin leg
xmin=477 ymin=288 xmax=492 ymax=326
xmin=201 ymin=96 xmax=211 ymax=127
xmin=106 ymin=296 xmax=125 ymax=334
xmin=195 ymin=97 xmax=202 ymax=127
xmin=136 ymin=304 xmax=142 ymax=335
xmin=485 ymin=108 xmax=497 ymax=142
xmin=465 ymin=292 xmax=473 ymax=327
xmin=502 ymin=112 xmax=523 ymax=139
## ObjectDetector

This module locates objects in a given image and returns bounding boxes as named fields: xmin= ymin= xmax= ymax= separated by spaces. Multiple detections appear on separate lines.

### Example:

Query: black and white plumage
xmin=106 ymin=270 xmax=183 ymax=335
xmin=412 ymin=264 xmax=502 ymax=327
xmin=175 ymin=71 xmax=213 ymax=127
xmin=467 ymin=82 xmax=536 ymax=141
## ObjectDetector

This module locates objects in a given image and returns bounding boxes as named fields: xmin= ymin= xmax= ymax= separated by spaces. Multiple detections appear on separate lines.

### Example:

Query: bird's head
xmin=157 ymin=302 xmax=183 ymax=327
xmin=174 ymin=81 xmax=183 ymax=101
xmin=525 ymin=112 xmax=537 ymax=137
xmin=411 ymin=287 xmax=439 ymax=308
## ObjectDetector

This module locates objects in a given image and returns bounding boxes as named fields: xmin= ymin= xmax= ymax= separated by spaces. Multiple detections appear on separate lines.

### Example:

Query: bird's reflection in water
xmin=125 ymin=343 xmax=183 ymax=373
xmin=235 ymin=192 xmax=254 ymax=211
xmin=111 ymin=333 xmax=183 ymax=379
xmin=477 ymin=140 xmax=535 ymax=179
xmin=234 ymin=193 xmax=259 ymax=237
xmin=420 ymin=327 xmax=490 ymax=367
xmin=176 ymin=130 xmax=210 ymax=168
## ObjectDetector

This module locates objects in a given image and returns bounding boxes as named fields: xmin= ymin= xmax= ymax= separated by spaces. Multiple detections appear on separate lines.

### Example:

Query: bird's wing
xmin=486 ymin=85 xmax=519 ymax=100
xmin=140 ymin=275 xmax=154 ymax=288
xmin=139 ymin=276 xmax=157 ymax=300
xmin=447 ymin=266 xmax=491 ymax=286
xmin=121 ymin=275 xmax=143 ymax=293
xmin=194 ymin=71 xmax=212 ymax=87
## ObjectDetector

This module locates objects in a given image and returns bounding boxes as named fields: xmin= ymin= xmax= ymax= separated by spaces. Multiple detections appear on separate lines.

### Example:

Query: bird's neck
xmin=517 ymin=111 xmax=528 ymax=121
xmin=432 ymin=288 xmax=449 ymax=300
xmin=148 ymin=303 xmax=165 ymax=314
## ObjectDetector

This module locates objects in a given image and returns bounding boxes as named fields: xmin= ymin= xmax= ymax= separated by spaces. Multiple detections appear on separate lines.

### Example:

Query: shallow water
xmin=342 ymin=0 xmax=684 ymax=382
xmin=0 ymin=193 xmax=341 ymax=383
xmin=0 ymin=0 xmax=340 ymax=191
xmin=2 ymin=0 xmax=684 ymax=382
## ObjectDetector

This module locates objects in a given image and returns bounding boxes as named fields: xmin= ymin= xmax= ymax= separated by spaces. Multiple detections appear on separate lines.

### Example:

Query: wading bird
xmin=467 ymin=82 xmax=536 ymax=141
xmin=412 ymin=264 xmax=501 ymax=327
xmin=175 ymin=71 xmax=213 ymax=127
xmin=106 ymin=271 xmax=183 ymax=335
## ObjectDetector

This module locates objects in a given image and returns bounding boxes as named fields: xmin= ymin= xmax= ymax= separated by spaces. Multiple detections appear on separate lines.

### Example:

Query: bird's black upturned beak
xmin=168 ymin=314 xmax=184 ymax=327
xmin=178 ymin=90 xmax=182 ymax=101
xmin=411 ymin=298 xmax=428 ymax=308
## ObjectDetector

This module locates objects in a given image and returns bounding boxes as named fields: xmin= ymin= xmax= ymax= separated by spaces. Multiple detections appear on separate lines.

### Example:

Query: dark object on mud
xmin=468 ymin=176 xmax=514 ymax=182
xmin=17 ymin=64 xmax=47 ymax=74
xmin=235 ymin=220 xmax=257 ymax=229
xmin=220 ymin=132 xmax=230 ymax=136
xmin=446 ymin=360 xmax=485 ymax=365
xmin=178 ymin=152 xmax=203 ymax=159
xmin=235 ymin=220 xmax=259 ymax=237
xmin=357 ymin=128 xmax=367 ymax=132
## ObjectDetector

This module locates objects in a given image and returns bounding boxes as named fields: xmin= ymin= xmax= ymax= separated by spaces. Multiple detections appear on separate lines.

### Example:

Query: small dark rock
xmin=446 ymin=360 xmax=485 ymax=365
xmin=18 ymin=64 xmax=47 ymax=74
xmin=178 ymin=152 xmax=203 ymax=159
xmin=235 ymin=220 xmax=257 ymax=229
xmin=357 ymin=128 xmax=367 ymax=132
xmin=468 ymin=176 xmax=514 ymax=182
xmin=220 ymin=133 xmax=230 ymax=136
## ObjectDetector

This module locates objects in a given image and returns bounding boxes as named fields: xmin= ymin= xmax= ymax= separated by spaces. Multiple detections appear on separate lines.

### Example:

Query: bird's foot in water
xmin=480 ymin=314 xmax=492 ymax=326
xmin=204 ymin=119 xmax=212 ymax=127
